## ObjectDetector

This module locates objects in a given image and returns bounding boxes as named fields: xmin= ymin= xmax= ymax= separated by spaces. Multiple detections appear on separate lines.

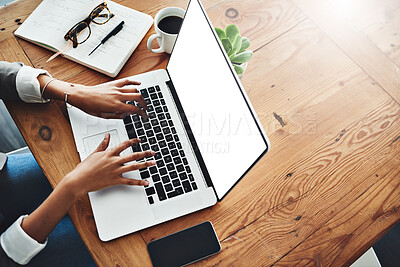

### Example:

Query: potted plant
xmin=215 ymin=24 xmax=253 ymax=79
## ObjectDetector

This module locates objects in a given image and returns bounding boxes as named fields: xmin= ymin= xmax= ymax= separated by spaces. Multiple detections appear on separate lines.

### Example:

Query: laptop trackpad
xmin=82 ymin=129 xmax=121 ymax=156
xmin=82 ymin=129 xmax=139 ymax=179
xmin=152 ymin=193 xmax=203 ymax=220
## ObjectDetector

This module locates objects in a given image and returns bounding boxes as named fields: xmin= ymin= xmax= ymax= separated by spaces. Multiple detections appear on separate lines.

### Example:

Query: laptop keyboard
xmin=123 ymin=85 xmax=198 ymax=205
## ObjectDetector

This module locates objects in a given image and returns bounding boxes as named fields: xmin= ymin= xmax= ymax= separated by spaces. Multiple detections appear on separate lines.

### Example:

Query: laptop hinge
xmin=165 ymin=80 xmax=214 ymax=190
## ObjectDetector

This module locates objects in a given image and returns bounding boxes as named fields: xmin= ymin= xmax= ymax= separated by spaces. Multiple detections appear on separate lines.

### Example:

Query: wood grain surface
xmin=1 ymin=0 xmax=399 ymax=266
xmin=292 ymin=0 xmax=400 ymax=106
xmin=328 ymin=0 xmax=400 ymax=67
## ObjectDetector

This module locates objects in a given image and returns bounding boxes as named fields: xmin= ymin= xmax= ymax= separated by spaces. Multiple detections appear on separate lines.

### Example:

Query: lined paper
xmin=15 ymin=0 xmax=153 ymax=77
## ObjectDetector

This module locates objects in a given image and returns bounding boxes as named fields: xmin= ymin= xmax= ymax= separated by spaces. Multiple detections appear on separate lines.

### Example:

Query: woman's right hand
xmin=63 ymin=133 xmax=155 ymax=198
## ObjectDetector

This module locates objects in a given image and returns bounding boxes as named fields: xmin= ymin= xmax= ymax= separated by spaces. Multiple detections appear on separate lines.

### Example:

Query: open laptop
xmin=68 ymin=0 xmax=270 ymax=241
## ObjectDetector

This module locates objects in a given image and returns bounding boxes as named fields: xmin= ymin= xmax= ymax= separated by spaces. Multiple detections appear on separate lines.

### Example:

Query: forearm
xmin=16 ymin=134 xmax=152 ymax=245
xmin=20 ymin=177 xmax=80 ymax=244
xmin=37 ymin=74 xmax=83 ymax=105
xmin=36 ymin=74 xmax=147 ymax=119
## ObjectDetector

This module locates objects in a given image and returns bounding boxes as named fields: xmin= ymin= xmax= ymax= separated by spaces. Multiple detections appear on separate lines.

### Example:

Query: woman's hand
xmin=40 ymin=75 xmax=148 ymax=119
xmin=63 ymin=133 xmax=155 ymax=198
xmin=70 ymin=78 xmax=148 ymax=119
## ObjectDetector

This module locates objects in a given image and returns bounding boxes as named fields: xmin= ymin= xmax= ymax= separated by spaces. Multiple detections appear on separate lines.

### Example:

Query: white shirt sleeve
xmin=15 ymin=66 xmax=52 ymax=103
xmin=0 ymin=215 xmax=47 ymax=265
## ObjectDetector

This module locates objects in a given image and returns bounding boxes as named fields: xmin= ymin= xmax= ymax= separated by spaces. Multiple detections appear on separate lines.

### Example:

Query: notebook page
xmin=64 ymin=1 xmax=153 ymax=76
xmin=15 ymin=0 xmax=103 ymax=51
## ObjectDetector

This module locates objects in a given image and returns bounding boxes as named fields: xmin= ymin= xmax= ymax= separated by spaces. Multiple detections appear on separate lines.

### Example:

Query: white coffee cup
xmin=147 ymin=7 xmax=185 ymax=54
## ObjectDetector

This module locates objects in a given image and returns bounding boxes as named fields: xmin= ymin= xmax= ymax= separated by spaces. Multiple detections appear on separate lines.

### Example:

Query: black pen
xmin=89 ymin=21 xmax=125 ymax=56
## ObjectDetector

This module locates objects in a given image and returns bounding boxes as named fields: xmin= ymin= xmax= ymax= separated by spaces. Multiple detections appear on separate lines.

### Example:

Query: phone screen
xmin=147 ymin=221 xmax=221 ymax=267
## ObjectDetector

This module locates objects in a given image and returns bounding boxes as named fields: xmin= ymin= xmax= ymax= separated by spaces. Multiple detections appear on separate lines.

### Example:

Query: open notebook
xmin=15 ymin=0 xmax=153 ymax=77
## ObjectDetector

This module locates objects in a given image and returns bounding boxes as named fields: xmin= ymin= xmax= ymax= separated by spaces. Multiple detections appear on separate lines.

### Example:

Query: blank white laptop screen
xmin=167 ymin=0 xmax=268 ymax=199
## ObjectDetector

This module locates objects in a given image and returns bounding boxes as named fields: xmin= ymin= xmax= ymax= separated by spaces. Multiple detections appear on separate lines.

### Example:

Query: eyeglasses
xmin=64 ymin=2 xmax=114 ymax=48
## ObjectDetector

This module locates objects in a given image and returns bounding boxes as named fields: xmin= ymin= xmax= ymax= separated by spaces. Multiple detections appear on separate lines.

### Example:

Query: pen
xmin=89 ymin=21 xmax=125 ymax=56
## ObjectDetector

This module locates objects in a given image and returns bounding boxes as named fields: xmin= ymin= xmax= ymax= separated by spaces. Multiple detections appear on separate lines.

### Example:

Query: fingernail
xmin=144 ymin=180 xmax=149 ymax=185
xmin=137 ymin=138 xmax=141 ymax=142
xmin=151 ymin=151 xmax=155 ymax=155
xmin=150 ymin=160 xmax=156 ymax=165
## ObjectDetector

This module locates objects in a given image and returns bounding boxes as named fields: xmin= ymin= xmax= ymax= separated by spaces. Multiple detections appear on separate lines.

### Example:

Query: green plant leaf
xmin=234 ymin=64 xmax=244 ymax=75
xmin=225 ymin=24 xmax=239 ymax=43
xmin=239 ymin=37 xmax=250 ymax=53
xmin=215 ymin=27 xmax=225 ymax=40
xmin=231 ymin=50 xmax=253 ymax=64
xmin=221 ymin=38 xmax=232 ymax=54
xmin=231 ymin=34 xmax=242 ymax=56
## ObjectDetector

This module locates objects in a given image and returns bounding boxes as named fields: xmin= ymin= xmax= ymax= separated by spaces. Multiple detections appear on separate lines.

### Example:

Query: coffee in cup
xmin=147 ymin=7 xmax=185 ymax=54
xmin=158 ymin=16 xmax=182 ymax=34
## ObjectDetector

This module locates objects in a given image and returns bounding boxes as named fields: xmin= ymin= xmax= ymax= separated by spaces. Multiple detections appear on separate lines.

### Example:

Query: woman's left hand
xmin=40 ymin=75 xmax=148 ymax=119
xmin=70 ymin=78 xmax=148 ymax=119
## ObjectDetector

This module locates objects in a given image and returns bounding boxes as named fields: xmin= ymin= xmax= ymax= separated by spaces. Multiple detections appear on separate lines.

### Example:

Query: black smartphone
xmin=147 ymin=221 xmax=221 ymax=267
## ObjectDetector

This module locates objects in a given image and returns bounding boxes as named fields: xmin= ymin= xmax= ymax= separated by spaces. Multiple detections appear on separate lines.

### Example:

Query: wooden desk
xmin=1 ymin=0 xmax=400 ymax=265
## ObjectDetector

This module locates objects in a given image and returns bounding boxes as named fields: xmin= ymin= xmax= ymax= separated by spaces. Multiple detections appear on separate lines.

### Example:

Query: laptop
xmin=68 ymin=0 xmax=270 ymax=242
